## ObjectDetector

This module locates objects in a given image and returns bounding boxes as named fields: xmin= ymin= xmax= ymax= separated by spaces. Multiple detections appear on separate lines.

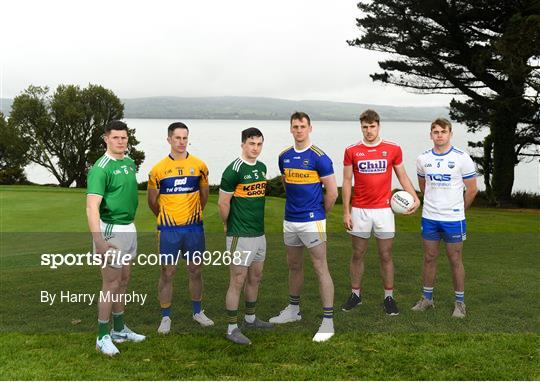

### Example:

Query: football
xmin=390 ymin=191 xmax=414 ymax=214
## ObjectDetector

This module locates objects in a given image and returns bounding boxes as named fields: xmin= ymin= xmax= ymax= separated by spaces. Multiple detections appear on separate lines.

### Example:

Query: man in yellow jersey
xmin=148 ymin=122 xmax=214 ymax=334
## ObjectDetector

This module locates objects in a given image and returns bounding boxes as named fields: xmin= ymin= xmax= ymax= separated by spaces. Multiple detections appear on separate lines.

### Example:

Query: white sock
xmin=244 ymin=314 xmax=255 ymax=323
xmin=227 ymin=324 xmax=238 ymax=335
xmin=384 ymin=289 xmax=394 ymax=298
xmin=352 ymin=288 xmax=360 ymax=297
xmin=289 ymin=304 xmax=300 ymax=314
xmin=320 ymin=317 xmax=334 ymax=332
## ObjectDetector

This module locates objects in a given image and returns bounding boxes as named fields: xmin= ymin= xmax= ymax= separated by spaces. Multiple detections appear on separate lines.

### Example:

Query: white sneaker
xmin=157 ymin=316 xmax=171 ymax=334
xmin=452 ymin=301 xmax=466 ymax=318
xmin=96 ymin=334 xmax=120 ymax=356
xmin=193 ymin=310 xmax=214 ymax=327
xmin=312 ymin=320 xmax=334 ymax=342
xmin=269 ymin=305 xmax=302 ymax=324
xmin=110 ymin=325 xmax=146 ymax=343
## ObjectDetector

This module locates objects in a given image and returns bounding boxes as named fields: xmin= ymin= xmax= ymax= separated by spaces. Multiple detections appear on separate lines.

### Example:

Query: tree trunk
xmin=490 ymin=100 xmax=518 ymax=206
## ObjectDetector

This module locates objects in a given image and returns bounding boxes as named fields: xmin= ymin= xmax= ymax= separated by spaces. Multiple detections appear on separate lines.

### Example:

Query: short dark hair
xmin=168 ymin=122 xmax=189 ymax=136
xmin=105 ymin=120 xmax=128 ymax=134
xmin=290 ymin=111 xmax=311 ymax=125
xmin=359 ymin=109 xmax=380 ymax=124
xmin=431 ymin=118 xmax=452 ymax=132
xmin=241 ymin=127 xmax=264 ymax=143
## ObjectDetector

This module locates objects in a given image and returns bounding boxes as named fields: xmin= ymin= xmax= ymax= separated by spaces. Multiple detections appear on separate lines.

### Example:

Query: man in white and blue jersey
xmin=269 ymin=112 xmax=339 ymax=342
xmin=413 ymin=118 xmax=478 ymax=318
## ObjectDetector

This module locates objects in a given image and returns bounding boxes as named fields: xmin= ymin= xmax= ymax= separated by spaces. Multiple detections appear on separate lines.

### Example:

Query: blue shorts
xmin=159 ymin=224 xmax=205 ymax=264
xmin=421 ymin=218 xmax=466 ymax=243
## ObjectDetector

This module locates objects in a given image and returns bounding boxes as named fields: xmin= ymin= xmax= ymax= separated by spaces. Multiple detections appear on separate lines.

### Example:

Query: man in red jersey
xmin=341 ymin=109 xmax=420 ymax=315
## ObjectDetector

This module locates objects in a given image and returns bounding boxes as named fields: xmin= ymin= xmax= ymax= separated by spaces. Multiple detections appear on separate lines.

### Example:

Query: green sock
xmin=112 ymin=312 xmax=125 ymax=332
xmin=98 ymin=320 xmax=109 ymax=339
xmin=245 ymin=300 xmax=257 ymax=316
xmin=226 ymin=309 xmax=238 ymax=325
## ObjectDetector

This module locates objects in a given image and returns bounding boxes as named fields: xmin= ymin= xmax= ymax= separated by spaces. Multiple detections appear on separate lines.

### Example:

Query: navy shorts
xmin=159 ymin=224 xmax=205 ymax=264
xmin=421 ymin=218 xmax=466 ymax=243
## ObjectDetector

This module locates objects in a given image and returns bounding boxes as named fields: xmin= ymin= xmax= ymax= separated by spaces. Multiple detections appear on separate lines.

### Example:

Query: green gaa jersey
xmin=87 ymin=153 xmax=138 ymax=225
xmin=220 ymin=157 xmax=267 ymax=237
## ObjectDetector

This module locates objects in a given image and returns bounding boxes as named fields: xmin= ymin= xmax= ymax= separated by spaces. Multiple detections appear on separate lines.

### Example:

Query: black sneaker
xmin=384 ymin=296 xmax=399 ymax=315
xmin=341 ymin=293 xmax=362 ymax=311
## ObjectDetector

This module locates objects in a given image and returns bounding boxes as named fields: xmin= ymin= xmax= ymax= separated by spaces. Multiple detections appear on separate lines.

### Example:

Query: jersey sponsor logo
xmin=357 ymin=159 xmax=387 ymax=173
xmin=174 ymin=178 xmax=187 ymax=186
xmin=426 ymin=173 xmax=451 ymax=181
xmin=234 ymin=181 xmax=267 ymax=197
xmin=283 ymin=168 xmax=321 ymax=184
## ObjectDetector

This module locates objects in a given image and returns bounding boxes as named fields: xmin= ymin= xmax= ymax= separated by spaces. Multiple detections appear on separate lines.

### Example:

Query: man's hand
xmin=343 ymin=211 xmax=353 ymax=230
xmin=403 ymin=197 xmax=420 ymax=215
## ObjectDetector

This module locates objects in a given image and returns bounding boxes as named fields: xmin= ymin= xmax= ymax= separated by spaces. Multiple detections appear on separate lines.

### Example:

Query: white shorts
xmin=348 ymin=208 xmax=395 ymax=239
xmin=226 ymin=235 xmax=266 ymax=267
xmin=283 ymin=219 xmax=326 ymax=248
xmin=93 ymin=220 xmax=138 ymax=269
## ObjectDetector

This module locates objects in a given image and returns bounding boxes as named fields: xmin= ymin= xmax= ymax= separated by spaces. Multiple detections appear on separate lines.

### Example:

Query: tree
xmin=8 ymin=84 xmax=145 ymax=187
xmin=0 ymin=112 xmax=29 ymax=184
xmin=349 ymin=0 xmax=540 ymax=204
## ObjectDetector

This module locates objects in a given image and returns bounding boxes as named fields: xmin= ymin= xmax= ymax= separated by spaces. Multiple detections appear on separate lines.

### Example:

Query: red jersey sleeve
xmin=393 ymin=145 xmax=403 ymax=166
xmin=343 ymin=147 xmax=353 ymax=166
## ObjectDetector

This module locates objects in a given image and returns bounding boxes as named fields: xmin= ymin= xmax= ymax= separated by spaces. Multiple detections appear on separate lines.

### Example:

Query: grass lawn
xmin=0 ymin=185 xmax=539 ymax=380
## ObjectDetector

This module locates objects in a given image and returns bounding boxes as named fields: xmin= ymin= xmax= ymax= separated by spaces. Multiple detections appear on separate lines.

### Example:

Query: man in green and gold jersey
xmin=218 ymin=127 xmax=273 ymax=345
xmin=86 ymin=120 xmax=145 ymax=356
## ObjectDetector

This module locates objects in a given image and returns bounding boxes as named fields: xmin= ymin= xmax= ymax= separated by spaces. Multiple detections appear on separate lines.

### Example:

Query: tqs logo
xmin=426 ymin=173 xmax=451 ymax=181
xmin=357 ymin=160 xmax=387 ymax=173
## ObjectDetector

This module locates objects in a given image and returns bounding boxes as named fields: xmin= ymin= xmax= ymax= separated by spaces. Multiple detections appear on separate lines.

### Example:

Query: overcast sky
xmin=2 ymin=0 xmax=459 ymax=106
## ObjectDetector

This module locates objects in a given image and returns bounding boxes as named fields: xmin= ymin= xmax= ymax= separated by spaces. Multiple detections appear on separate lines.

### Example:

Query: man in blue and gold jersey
xmin=269 ymin=112 xmax=339 ymax=342
xmin=148 ymin=122 xmax=214 ymax=334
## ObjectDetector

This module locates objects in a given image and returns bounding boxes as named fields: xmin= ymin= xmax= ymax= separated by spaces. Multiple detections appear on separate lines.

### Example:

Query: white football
xmin=391 ymin=191 xmax=414 ymax=214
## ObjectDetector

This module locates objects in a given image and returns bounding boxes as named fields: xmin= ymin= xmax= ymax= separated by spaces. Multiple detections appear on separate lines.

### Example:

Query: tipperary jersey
xmin=278 ymin=145 xmax=334 ymax=222
xmin=148 ymin=153 xmax=209 ymax=230
xmin=220 ymin=157 xmax=267 ymax=237
xmin=87 ymin=153 xmax=138 ymax=225
xmin=416 ymin=146 xmax=477 ymax=221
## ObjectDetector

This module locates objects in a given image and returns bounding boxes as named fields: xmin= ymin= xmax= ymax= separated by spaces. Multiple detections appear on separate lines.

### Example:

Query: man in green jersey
xmin=218 ymin=127 xmax=273 ymax=345
xmin=87 ymin=120 xmax=145 ymax=356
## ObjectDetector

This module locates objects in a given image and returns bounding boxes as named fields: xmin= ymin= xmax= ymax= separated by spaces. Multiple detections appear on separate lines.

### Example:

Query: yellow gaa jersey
xmin=148 ymin=153 xmax=209 ymax=229
xmin=278 ymin=145 xmax=334 ymax=222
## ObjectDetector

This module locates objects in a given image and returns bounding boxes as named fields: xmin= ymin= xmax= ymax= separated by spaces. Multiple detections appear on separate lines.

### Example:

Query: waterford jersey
xmin=416 ymin=146 xmax=476 ymax=221
xmin=344 ymin=139 xmax=403 ymax=208
xmin=220 ymin=158 xmax=267 ymax=237
xmin=87 ymin=153 xmax=138 ymax=225
xmin=278 ymin=145 xmax=334 ymax=222
xmin=148 ymin=153 xmax=209 ymax=230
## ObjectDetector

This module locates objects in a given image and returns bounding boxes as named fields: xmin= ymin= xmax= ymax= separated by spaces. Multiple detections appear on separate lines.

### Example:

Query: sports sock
xmin=351 ymin=287 xmax=360 ymax=297
xmin=455 ymin=291 xmax=464 ymax=303
xmin=323 ymin=306 xmax=334 ymax=320
xmin=227 ymin=309 xmax=238 ymax=334
xmin=192 ymin=300 xmax=202 ymax=315
xmin=384 ymin=288 xmax=394 ymax=298
xmin=288 ymin=295 xmax=300 ymax=314
xmin=423 ymin=286 xmax=434 ymax=300
xmin=98 ymin=319 xmax=109 ymax=340
xmin=245 ymin=300 xmax=257 ymax=323
xmin=160 ymin=303 xmax=171 ymax=318
xmin=112 ymin=311 xmax=125 ymax=332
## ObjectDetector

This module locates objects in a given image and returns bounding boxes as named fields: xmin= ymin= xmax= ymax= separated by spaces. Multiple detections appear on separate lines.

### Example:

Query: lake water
xmin=25 ymin=119 xmax=539 ymax=192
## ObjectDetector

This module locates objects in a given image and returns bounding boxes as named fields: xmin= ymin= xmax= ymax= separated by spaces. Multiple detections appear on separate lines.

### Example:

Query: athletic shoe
xmin=157 ymin=316 xmax=171 ymax=334
xmin=226 ymin=328 xmax=251 ymax=345
xmin=96 ymin=334 xmax=119 ymax=356
xmin=110 ymin=325 xmax=146 ymax=343
xmin=312 ymin=320 xmax=334 ymax=342
xmin=243 ymin=317 xmax=273 ymax=329
xmin=269 ymin=305 xmax=302 ymax=324
xmin=341 ymin=293 xmax=362 ymax=311
xmin=452 ymin=301 xmax=466 ymax=318
xmin=193 ymin=310 xmax=215 ymax=327
xmin=411 ymin=297 xmax=435 ymax=311
xmin=383 ymin=296 xmax=399 ymax=315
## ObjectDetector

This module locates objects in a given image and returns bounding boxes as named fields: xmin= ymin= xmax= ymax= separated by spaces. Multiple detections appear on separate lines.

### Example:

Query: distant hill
xmin=1 ymin=96 xmax=449 ymax=121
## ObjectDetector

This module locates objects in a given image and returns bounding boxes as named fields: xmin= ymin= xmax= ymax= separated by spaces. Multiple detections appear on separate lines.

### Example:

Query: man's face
xmin=361 ymin=121 xmax=380 ymax=143
xmin=430 ymin=125 xmax=452 ymax=147
xmin=241 ymin=136 xmax=264 ymax=161
xmin=290 ymin=118 xmax=312 ymax=143
xmin=104 ymin=129 xmax=128 ymax=155
xmin=167 ymin=128 xmax=189 ymax=154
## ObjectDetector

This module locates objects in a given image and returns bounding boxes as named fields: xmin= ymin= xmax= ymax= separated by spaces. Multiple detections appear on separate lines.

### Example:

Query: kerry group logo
xmin=358 ymin=159 xmax=387 ymax=174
